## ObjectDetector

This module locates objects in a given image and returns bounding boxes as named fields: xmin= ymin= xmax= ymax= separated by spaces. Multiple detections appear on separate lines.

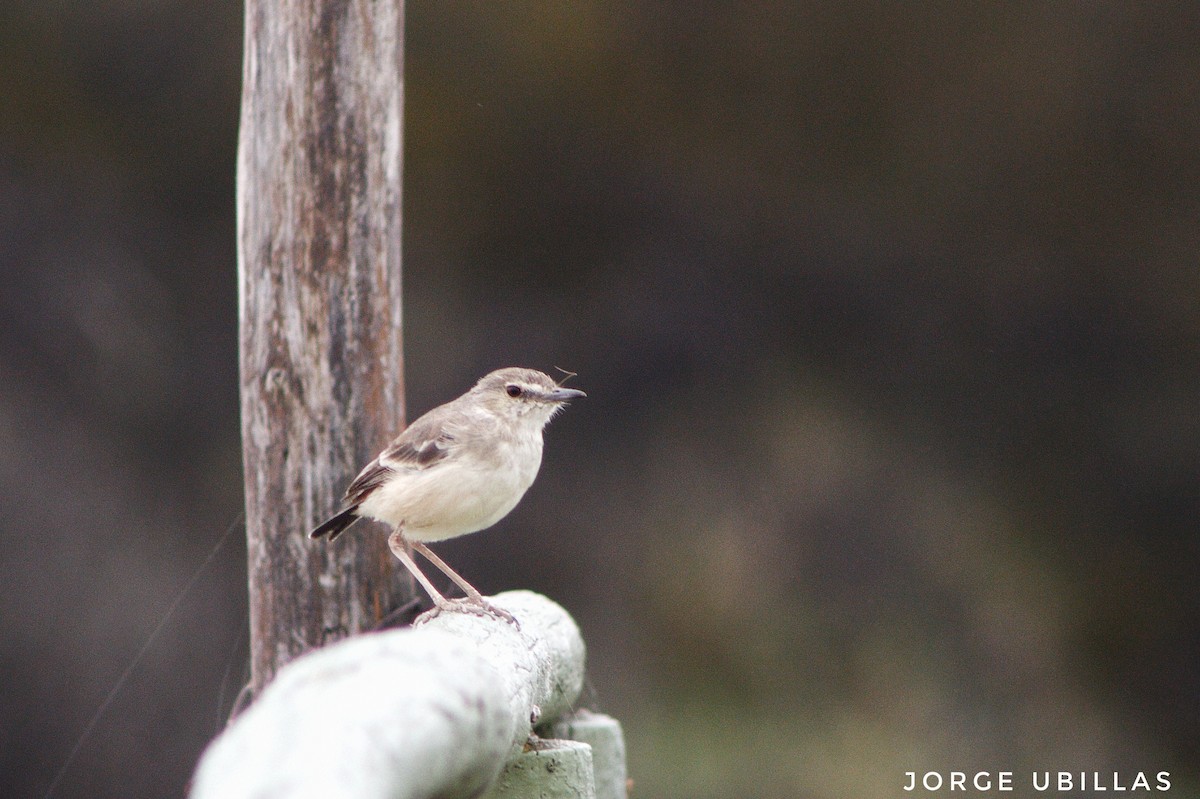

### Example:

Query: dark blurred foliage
xmin=2 ymin=2 xmax=1197 ymax=798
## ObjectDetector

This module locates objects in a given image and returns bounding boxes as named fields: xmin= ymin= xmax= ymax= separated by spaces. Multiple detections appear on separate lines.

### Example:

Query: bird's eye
xmin=505 ymin=384 xmax=523 ymax=398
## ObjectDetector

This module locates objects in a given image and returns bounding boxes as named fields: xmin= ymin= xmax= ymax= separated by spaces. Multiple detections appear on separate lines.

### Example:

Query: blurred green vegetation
xmin=1 ymin=3 xmax=1196 ymax=798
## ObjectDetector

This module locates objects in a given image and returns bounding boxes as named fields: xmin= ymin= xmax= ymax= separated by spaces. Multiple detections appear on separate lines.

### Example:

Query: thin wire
xmin=44 ymin=513 xmax=245 ymax=799
xmin=213 ymin=615 xmax=249 ymax=731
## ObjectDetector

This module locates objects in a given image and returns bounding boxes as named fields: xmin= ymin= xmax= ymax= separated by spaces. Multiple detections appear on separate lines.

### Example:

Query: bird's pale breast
xmin=357 ymin=429 xmax=545 ymax=542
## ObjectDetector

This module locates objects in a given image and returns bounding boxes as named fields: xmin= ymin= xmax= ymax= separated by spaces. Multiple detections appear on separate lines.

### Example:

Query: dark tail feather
xmin=309 ymin=506 xmax=361 ymax=540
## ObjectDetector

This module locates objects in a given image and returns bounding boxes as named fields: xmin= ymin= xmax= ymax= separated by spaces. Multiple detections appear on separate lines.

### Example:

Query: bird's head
xmin=471 ymin=367 xmax=586 ymax=426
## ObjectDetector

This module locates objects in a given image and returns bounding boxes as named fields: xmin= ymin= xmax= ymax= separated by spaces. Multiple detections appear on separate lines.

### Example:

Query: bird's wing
xmin=341 ymin=410 xmax=458 ymax=505
xmin=341 ymin=458 xmax=393 ymax=506
xmin=378 ymin=411 xmax=458 ymax=469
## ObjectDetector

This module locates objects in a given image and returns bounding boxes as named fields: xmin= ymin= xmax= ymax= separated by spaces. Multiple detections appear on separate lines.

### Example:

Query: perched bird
xmin=310 ymin=367 xmax=585 ymax=624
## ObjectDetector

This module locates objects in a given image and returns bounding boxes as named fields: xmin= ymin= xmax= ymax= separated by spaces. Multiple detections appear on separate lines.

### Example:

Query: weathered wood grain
xmin=237 ymin=0 xmax=407 ymax=694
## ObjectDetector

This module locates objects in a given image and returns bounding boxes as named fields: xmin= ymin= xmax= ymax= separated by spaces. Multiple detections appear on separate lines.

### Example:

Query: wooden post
xmin=237 ymin=0 xmax=407 ymax=695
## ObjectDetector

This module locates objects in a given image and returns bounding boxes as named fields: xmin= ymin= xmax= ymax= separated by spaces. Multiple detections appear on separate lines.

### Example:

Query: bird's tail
xmin=309 ymin=506 xmax=361 ymax=541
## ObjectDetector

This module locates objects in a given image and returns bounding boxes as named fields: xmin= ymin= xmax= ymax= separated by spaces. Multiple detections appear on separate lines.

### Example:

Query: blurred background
xmin=2 ymin=2 xmax=1198 ymax=797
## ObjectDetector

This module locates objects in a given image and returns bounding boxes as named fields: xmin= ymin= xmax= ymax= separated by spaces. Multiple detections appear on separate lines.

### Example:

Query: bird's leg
xmin=409 ymin=540 xmax=486 ymax=602
xmin=410 ymin=540 xmax=520 ymax=628
xmin=387 ymin=529 xmax=452 ymax=609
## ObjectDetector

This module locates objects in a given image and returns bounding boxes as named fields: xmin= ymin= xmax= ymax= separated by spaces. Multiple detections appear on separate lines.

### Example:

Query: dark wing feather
xmin=341 ymin=411 xmax=457 ymax=506
xmin=341 ymin=458 xmax=394 ymax=506
xmin=379 ymin=427 xmax=455 ymax=469
xmin=379 ymin=407 xmax=459 ymax=469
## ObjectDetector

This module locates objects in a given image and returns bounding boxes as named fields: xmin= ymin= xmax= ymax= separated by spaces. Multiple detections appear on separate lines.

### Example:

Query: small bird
xmin=310 ymin=367 xmax=585 ymax=624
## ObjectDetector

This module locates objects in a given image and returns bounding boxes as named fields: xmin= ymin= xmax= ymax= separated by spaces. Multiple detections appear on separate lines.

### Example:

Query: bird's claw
xmin=415 ymin=597 xmax=521 ymax=630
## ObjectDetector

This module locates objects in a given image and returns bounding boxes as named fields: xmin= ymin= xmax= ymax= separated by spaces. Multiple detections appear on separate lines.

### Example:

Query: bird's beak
xmin=547 ymin=387 xmax=586 ymax=402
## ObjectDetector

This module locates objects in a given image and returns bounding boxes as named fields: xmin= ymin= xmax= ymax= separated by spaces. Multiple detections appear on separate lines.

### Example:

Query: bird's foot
xmin=415 ymin=596 xmax=521 ymax=630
